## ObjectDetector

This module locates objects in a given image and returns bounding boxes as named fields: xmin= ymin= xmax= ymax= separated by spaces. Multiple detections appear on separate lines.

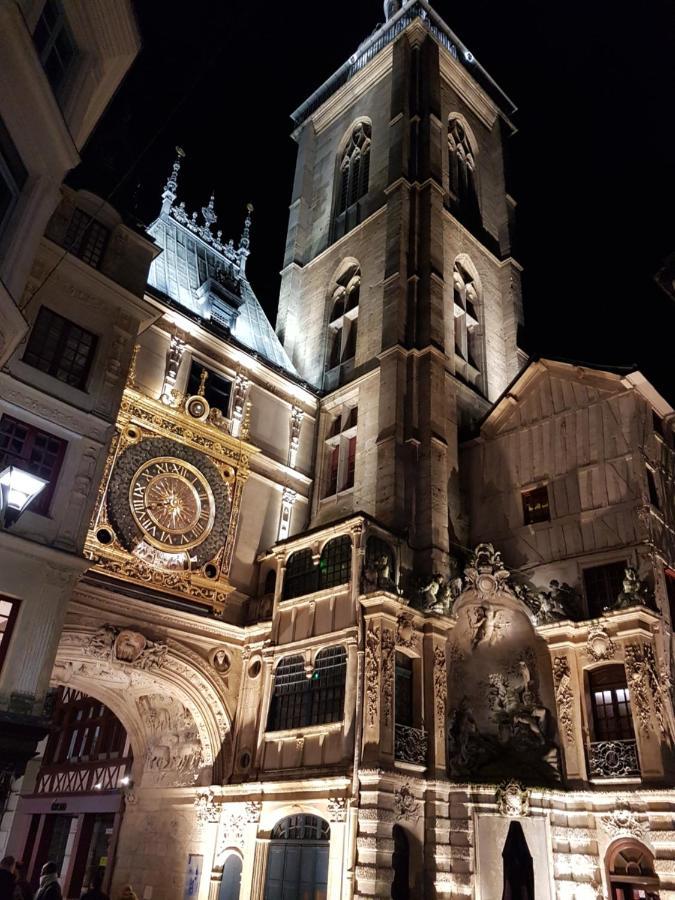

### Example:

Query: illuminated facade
xmin=1 ymin=1 xmax=675 ymax=899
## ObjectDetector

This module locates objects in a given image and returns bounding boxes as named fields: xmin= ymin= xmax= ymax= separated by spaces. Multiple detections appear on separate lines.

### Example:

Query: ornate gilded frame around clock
xmin=84 ymin=384 xmax=259 ymax=613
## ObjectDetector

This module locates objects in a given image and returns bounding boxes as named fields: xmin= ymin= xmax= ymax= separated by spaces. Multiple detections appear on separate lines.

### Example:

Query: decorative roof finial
xmin=161 ymin=146 xmax=185 ymax=215
xmin=201 ymin=191 xmax=217 ymax=230
xmin=238 ymin=203 xmax=254 ymax=275
xmin=384 ymin=0 xmax=401 ymax=21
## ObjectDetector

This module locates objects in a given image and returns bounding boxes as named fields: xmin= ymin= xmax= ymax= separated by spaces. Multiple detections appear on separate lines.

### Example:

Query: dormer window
xmin=63 ymin=208 xmax=109 ymax=269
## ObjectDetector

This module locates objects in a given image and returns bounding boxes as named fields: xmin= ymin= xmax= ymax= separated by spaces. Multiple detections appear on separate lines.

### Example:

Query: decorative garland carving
xmin=244 ymin=801 xmax=262 ymax=823
xmin=381 ymin=628 xmax=395 ymax=728
xmin=365 ymin=622 xmax=381 ymax=727
xmin=433 ymin=645 xmax=448 ymax=730
xmin=393 ymin=783 xmax=420 ymax=821
xmin=624 ymin=642 xmax=666 ymax=736
xmin=552 ymin=655 xmax=575 ymax=745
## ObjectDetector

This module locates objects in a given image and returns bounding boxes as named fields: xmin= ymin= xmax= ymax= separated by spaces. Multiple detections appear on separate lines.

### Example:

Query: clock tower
xmin=276 ymin=0 xmax=525 ymax=571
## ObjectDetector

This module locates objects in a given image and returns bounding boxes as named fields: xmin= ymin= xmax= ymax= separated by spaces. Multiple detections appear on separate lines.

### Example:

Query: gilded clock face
xmin=129 ymin=457 xmax=216 ymax=552
xmin=107 ymin=437 xmax=232 ymax=568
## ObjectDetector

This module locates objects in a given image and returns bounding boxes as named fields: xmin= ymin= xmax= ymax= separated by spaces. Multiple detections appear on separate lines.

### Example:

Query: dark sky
xmin=73 ymin=0 xmax=675 ymax=400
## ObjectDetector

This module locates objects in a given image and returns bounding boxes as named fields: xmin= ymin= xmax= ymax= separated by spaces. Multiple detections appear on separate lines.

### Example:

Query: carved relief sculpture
xmin=381 ymin=628 xmax=395 ymax=728
xmin=365 ymin=622 xmax=380 ymax=726
xmin=600 ymin=804 xmax=649 ymax=841
xmin=586 ymin=625 xmax=617 ymax=662
xmin=496 ymin=780 xmax=531 ymax=818
xmin=288 ymin=405 xmax=304 ymax=468
xmin=393 ymin=784 xmax=419 ymax=821
xmin=87 ymin=625 xmax=168 ymax=670
xmin=230 ymin=372 xmax=251 ymax=438
xmin=433 ymin=645 xmax=448 ymax=730
xmin=552 ymin=655 xmax=576 ymax=745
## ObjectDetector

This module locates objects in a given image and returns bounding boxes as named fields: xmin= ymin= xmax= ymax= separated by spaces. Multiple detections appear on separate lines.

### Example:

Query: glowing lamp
xmin=0 ymin=466 xmax=48 ymax=527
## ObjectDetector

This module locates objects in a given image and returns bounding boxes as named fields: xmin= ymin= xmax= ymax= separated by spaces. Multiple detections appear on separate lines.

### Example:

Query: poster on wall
xmin=184 ymin=854 xmax=203 ymax=899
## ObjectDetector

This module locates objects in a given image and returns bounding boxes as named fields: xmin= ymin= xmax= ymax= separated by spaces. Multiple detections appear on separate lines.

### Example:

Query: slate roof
xmin=146 ymin=158 xmax=296 ymax=374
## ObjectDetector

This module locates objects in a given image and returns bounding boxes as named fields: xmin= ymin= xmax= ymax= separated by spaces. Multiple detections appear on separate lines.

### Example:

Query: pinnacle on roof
xmin=157 ymin=151 xmax=252 ymax=274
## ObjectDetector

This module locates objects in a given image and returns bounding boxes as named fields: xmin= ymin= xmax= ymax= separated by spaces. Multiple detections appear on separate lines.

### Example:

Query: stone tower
xmin=277 ymin=1 xmax=524 ymax=571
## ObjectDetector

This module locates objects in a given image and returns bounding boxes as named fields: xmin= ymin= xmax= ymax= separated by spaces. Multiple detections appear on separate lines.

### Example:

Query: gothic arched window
xmin=337 ymin=121 xmax=372 ymax=215
xmin=283 ymin=548 xmax=317 ymax=600
xmin=448 ymin=117 xmax=480 ymax=227
xmin=265 ymin=816 xmax=330 ymax=898
xmin=326 ymin=262 xmax=360 ymax=387
xmin=218 ymin=855 xmax=242 ymax=900
xmin=318 ymin=536 xmax=352 ymax=589
xmin=452 ymin=257 xmax=483 ymax=393
xmin=608 ymin=844 xmax=660 ymax=900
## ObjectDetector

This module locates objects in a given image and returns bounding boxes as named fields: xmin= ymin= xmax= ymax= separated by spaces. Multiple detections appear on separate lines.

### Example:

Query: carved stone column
xmin=622 ymin=639 xmax=667 ymax=779
xmin=380 ymin=623 xmax=395 ymax=762
xmin=552 ymin=651 xmax=587 ymax=782
xmin=362 ymin=617 xmax=382 ymax=765
xmin=288 ymin=405 xmax=304 ymax=468
xmin=230 ymin=373 xmax=251 ymax=438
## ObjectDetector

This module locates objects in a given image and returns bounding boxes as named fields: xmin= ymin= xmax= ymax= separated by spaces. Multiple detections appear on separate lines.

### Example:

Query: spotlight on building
xmin=0 ymin=466 xmax=48 ymax=528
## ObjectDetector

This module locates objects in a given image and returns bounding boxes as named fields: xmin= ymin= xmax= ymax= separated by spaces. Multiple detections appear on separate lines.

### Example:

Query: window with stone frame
xmin=0 ymin=596 xmax=20 ymax=676
xmin=0 ymin=414 xmax=66 ymax=515
xmin=452 ymin=258 xmax=483 ymax=393
xmin=395 ymin=652 xmax=414 ymax=727
xmin=62 ymin=208 xmax=109 ymax=269
xmin=23 ymin=306 xmax=98 ymax=390
xmin=325 ymin=263 xmax=360 ymax=387
xmin=588 ymin=665 xmax=634 ymax=742
xmin=335 ymin=121 xmax=371 ymax=217
xmin=267 ymin=646 xmax=347 ymax=731
xmin=33 ymin=0 xmax=77 ymax=98
xmin=448 ymin=116 xmax=481 ymax=228
xmin=607 ymin=844 xmax=660 ymax=900
xmin=322 ymin=407 xmax=358 ymax=498
xmin=583 ymin=560 xmax=626 ymax=618
xmin=0 ymin=116 xmax=27 ymax=253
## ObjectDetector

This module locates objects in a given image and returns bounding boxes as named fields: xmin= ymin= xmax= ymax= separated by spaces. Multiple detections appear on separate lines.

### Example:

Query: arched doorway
xmin=391 ymin=824 xmax=410 ymax=899
xmin=501 ymin=820 xmax=534 ymax=900
xmin=607 ymin=843 xmax=660 ymax=899
xmin=264 ymin=814 xmax=330 ymax=899
xmin=219 ymin=854 xmax=243 ymax=900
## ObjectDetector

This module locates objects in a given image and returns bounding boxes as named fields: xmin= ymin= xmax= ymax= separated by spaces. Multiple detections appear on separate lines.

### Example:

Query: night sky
xmin=73 ymin=0 xmax=675 ymax=399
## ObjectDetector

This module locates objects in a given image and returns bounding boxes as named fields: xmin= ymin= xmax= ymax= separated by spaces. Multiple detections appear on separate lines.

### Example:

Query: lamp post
xmin=0 ymin=466 xmax=48 ymax=528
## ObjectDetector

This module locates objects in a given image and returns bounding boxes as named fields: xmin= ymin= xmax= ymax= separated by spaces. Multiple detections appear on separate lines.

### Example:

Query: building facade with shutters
xmin=1 ymin=1 xmax=675 ymax=899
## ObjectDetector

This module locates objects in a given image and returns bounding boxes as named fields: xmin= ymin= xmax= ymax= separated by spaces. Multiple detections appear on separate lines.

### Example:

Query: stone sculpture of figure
xmin=417 ymin=574 xmax=446 ymax=612
xmin=608 ymin=567 xmax=650 ymax=611
xmin=447 ymin=696 xmax=480 ymax=773
xmin=362 ymin=553 xmax=397 ymax=595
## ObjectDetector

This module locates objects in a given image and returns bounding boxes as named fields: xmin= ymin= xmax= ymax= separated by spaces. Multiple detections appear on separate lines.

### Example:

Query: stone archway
xmin=53 ymin=622 xmax=232 ymax=788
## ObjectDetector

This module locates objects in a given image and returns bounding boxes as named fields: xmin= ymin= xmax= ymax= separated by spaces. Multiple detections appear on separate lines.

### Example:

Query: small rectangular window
xmin=0 ymin=116 xmax=28 ymax=249
xmin=326 ymin=445 xmax=339 ymax=497
xmin=23 ymin=307 xmax=97 ymax=389
xmin=63 ymin=209 xmax=109 ymax=269
xmin=653 ymin=410 xmax=665 ymax=438
xmin=583 ymin=561 xmax=626 ymax=618
xmin=342 ymin=436 xmax=356 ymax=490
xmin=187 ymin=362 xmax=232 ymax=416
xmin=0 ymin=414 xmax=67 ymax=515
xmin=33 ymin=0 xmax=77 ymax=96
xmin=522 ymin=485 xmax=550 ymax=525
xmin=0 ymin=596 xmax=20 ymax=675
xmin=395 ymin=653 xmax=413 ymax=727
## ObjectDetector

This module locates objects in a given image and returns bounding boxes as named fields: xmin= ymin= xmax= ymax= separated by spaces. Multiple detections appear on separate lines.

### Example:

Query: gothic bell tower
xmin=276 ymin=0 xmax=524 ymax=572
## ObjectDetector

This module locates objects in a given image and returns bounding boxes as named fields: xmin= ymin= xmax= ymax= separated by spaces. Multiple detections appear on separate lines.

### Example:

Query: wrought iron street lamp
xmin=0 ymin=466 xmax=48 ymax=527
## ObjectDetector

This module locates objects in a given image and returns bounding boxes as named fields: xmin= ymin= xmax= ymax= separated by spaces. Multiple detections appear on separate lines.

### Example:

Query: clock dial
xmin=107 ymin=437 xmax=231 ymax=568
xmin=129 ymin=458 xmax=215 ymax=552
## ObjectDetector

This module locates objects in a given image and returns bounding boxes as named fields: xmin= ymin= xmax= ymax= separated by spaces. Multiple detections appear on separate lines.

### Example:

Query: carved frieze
xmin=396 ymin=612 xmax=418 ymax=650
xmin=328 ymin=797 xmax=347 ymax=822
xmin=624 ymin=642 xmax=667 ymax=736
xmin=600 ymin=805 xmax=649 ymax=841
xmin=194 ymin=788 xmax=219 ymax=827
